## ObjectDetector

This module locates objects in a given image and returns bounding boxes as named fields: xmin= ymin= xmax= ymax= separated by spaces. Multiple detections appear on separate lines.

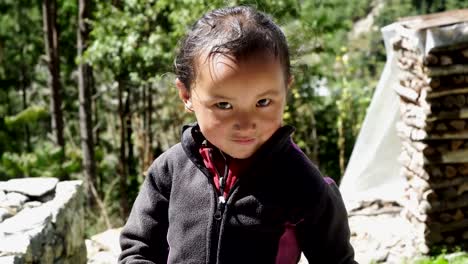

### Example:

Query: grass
xmin=368 ymin=251 xmax=468 ymax=264
xmin=412 ymin=252 xmax=468 ymax=264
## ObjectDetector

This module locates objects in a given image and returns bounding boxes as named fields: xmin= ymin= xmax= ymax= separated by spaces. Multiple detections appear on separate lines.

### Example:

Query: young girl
xmin=119 ymin=6 xmax=356 ymax=264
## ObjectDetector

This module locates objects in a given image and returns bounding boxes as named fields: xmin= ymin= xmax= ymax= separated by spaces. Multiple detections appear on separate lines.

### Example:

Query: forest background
xmin=1 ymin=0 xmax=468 ymax=235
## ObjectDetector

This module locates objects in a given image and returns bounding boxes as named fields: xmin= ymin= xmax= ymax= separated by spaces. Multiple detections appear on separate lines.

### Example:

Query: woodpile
xmin=393 ymin=30 xmax=468 ymax=253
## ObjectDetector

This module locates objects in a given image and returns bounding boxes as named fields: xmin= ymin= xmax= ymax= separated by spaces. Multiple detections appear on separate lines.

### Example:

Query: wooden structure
xmin=392 ymin=9 xmax=468 ymax=253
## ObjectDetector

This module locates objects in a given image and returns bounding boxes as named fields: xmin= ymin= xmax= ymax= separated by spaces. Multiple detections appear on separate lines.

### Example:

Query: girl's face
xmin=177 ymin=54 xmax=291 ymax=159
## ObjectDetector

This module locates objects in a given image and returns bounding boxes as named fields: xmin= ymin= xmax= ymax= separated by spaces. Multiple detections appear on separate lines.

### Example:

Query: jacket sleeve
xmin=298 ymin=180 xmax=357 ymax=264
xmin=118 ymin=161 xmax=170 ymax=264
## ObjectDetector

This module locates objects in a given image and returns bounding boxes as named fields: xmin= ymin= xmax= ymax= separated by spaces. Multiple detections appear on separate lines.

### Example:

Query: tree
xmin=42 ymin=0 xmax=65 ymax=155
xmin=85 ymin=0 xmax=227 ymax=219
xmin=78 ymin=0 xmax=113 ymax=228
xmin=77 ymin=0 xmax=95 ymax=204
xmin=0 ymin=0 xmax=44 ymax=156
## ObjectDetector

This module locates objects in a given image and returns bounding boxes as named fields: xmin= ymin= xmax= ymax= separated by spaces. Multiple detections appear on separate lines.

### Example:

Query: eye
xmin=215 ymin=102 xmax=232 ymax=110
xmin=256 ymin=98 xmax=271 ymax=107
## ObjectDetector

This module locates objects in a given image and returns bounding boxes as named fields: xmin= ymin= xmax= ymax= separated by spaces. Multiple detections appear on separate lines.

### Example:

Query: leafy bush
xmin=0 ymin=142 xmax=81 ymax=181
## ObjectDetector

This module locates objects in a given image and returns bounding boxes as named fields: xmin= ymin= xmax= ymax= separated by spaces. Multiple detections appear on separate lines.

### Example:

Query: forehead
xmin=194 ymin=51 xmax=285 ymax=85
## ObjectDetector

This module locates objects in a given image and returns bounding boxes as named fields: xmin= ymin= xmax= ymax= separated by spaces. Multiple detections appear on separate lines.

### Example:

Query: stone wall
xmin=392 ymin=15 xmax=468 ymax=254
xmin=0 ymin=178 xmax=86 ymax=263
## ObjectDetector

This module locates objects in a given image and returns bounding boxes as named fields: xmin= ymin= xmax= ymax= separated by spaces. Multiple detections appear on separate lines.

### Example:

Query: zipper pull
xmin=214 ymin=196 xmax=226 ymax=220
xmin=219 ymin=176 xmax=225 ymax=191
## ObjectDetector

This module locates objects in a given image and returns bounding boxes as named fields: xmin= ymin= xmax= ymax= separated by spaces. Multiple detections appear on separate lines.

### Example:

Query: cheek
xmin=200 ymin=111 xmax=226 ymax=126
xmin=259 ymin=106 xmax=284 ymax=124
xmin=195 ymin=109 xmax=230 ymax=133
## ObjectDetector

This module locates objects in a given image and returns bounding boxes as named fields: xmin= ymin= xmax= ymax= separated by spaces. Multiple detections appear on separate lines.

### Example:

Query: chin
xmin=228 ymin=150 xmax=255 ymax=159
xmin=231 ymin=154 xmax=252 ymax=159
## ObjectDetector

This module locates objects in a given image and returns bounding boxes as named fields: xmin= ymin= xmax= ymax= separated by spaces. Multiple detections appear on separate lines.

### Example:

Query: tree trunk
xmin=125 ymin=85 xmax=136 ymax=177
xmin=92 ymin=81 xmax=103 ymax=196
xmin=118 ymin=78 xmax=129 ymax=219
xmin=77 ymin=0 xmax=112 ymax=228
xmin=140 ymin=85 xmax=147 ymax=175
xmin=20 ymin=66 xmax=31 ymax=152
xmin=42 ymin=0 xmax=65 ymax=152
xmin=146 ymin=84 xmax=154 ymax=169
xmin=78 ymin=0 xmax=97 ymax=206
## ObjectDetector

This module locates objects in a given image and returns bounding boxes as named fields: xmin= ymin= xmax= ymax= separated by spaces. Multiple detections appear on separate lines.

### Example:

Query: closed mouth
xmin=232 ymin=138 xmax=256 ymax=145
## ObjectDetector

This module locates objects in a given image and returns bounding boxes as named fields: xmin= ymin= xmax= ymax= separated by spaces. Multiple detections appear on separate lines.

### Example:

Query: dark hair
xmin=174 ymin=6 xmax=291 ymax=90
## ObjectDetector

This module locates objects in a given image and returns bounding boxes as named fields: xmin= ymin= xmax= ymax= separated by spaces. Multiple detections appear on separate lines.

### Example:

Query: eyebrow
xmin=257 ymin=88 xmax=282 ymax=98
xmin=207 ymin=94 xmax=233 ymax=101
xmin=203 ymin=87 xmax=283 ymax=102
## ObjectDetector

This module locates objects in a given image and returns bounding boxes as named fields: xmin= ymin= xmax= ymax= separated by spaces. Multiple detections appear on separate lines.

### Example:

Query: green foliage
xmin=0 ymin=105 xmax=49 ymax=156
xmin=415 ymin=255 xmax=449 ymax=264
xmin=413 ymin=253 xmax=468 ymax=264
xmin=282 ymin=0 xmax=374 ymax=179
xmin=0 ymin=0 xmax=43 ymax=129
xmin=4 ymin=105 xmax=48 ymax=129
xmin=0 ymin=142 xmax=81 ymax=181
xmin=449 ymin=254 xmax=468 ymax=264
xmin=0 ymin=0 xmax=43 ymax=81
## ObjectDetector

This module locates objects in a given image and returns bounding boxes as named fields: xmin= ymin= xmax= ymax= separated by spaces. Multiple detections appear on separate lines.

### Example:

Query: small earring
xmin=185 ymin=101 xmax=193 ymax=111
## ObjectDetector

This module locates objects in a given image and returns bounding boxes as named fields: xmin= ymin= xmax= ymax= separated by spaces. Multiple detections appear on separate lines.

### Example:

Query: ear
xmin=176 ymin=78 xmax=193 ymax=112
xmin=176 ymin=78 xmax=191 ymax=103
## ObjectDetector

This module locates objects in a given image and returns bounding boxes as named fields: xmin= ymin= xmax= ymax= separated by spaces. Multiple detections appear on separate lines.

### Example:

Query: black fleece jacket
xmin=119 ymin=124 xmax=356 ymax=264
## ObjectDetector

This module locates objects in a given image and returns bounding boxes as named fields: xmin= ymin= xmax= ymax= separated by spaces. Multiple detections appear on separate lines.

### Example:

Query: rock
xmin=48 ymin=181 xmax=86 ymax=261
xmin=0 ymin=190 xmax=6 ymax=202
xmin=0 ymin=231 xmax=31 ymax=255
xmin=87 ymin=251 xmax=119 ymax=264
xmin=0 ymin=256 xmax=18 ymax=263
xmin=0 ymin=180 xmax=86 ymax=263
xmin=24 ymin=201 xmax=42 ymax=208
xmin=418 ymin=243 xmax=430 ymax=254
xmin=90 ymin=228 xmax=122 ymax=256
xmin=86 ymin=228 xmax=122 ymax=264
xmin=0 ymin=177 xmax=59 ymax=197
xmin=372 ymin=250 xmax=389 ymax=262
xmin=39 ymin=192 xmax=55 ymax=203
xmin=3 ymin=192 xmax=28 ymax=209
xmin=0 ymin=207 xmax=13 ymax=222
xmin=86 ymin=239 xmax=102 ymax=258
xmin=348 ymin=201 xmax=421 ymax=263
xmin=0 ymin=206 xmax=51 ymax=235
xmin=0 ymin=182 xmax=7 ymax=192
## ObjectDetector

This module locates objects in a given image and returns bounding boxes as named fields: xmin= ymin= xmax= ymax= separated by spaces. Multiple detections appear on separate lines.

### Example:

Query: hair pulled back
xmin=174 ymin=6 xmax=291 ymax=90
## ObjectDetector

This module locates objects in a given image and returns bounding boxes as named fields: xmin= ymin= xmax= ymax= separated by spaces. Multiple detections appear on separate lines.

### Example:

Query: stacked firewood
xmin=393 ymin=35 xmax=468 ymax=253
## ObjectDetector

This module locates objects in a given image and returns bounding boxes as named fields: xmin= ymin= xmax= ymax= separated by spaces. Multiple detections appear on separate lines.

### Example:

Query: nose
xmin=233 ymin=111 xmax=256 ymax=131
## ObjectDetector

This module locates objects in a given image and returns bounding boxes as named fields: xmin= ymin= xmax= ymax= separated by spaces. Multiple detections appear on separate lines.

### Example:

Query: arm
xmin=298 ymin=179 xmax=357 ymax=264
xmin=119 ymin=162 xmax=170 ymax=264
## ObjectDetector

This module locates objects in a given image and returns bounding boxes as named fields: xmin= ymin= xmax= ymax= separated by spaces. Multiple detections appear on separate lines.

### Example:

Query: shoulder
xmin=147 ymin=141 xmax=201 ymax=180
xmin=264 ymin=140 xmax=328 ymax=201
xmin=152 ymin=143 xmax=186 ymax=166
xmin=145 ymin=143 xmax=187 ymax=185
xmin=280 ymin=141 xmax=324 ymax=183
xmin=283 ymin=144 xmax=348 ymax=213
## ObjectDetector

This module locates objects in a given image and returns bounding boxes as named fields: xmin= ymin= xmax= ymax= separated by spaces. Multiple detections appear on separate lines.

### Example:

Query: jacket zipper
xmin=213 ymin=173 xmax=243 ymax=263
xmin=208 ymin=149 xmax=229 ymax=263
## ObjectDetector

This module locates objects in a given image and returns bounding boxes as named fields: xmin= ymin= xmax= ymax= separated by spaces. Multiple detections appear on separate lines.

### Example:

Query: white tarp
xmin=339 ymin=23 xmax=405 ymax=209
xmin=339 ymin=16 xmax=468 ymax=210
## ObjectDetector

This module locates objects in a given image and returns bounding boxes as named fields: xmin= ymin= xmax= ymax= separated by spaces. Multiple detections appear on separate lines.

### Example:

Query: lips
xmin=232 ymin=137 xmax=256 ymax=145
